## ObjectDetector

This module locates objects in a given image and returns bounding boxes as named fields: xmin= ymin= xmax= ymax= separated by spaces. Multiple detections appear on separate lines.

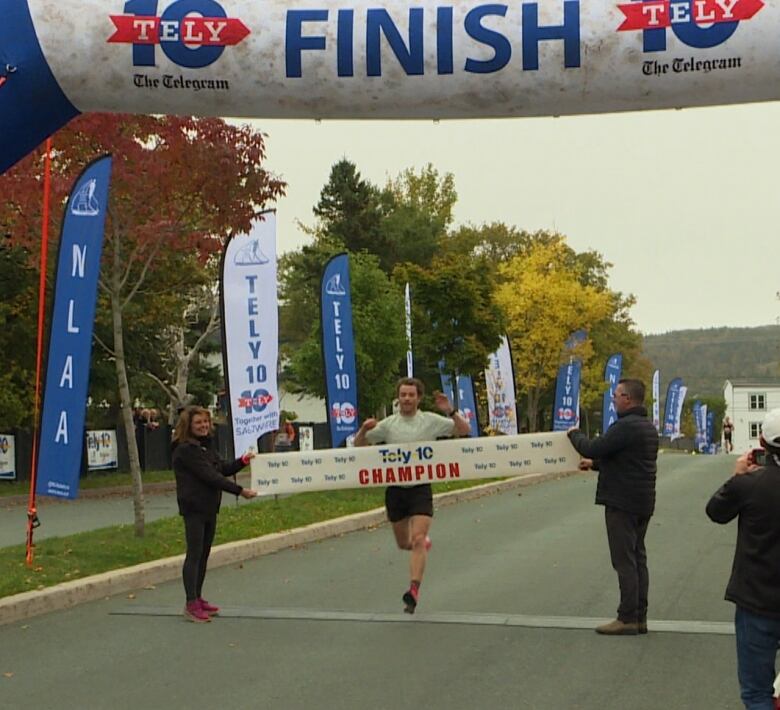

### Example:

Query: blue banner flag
xmin=37 ymin=155 xmax=112 ymax=499
xmin=652 ymin=370 xmax=661 ymax=432
xmin=693 ymin=400 xmax=703 ymax=451
xmin=707 ymin=411 xmax=715 ymax=452
xmin=321 ymin=254 xmax=358 ymax=447
xmin=439 ymin=368 xmax=479 ymax=438
xmin=662 ymin=378 xmax=682 ymax=437
xmin=673 ymin=386 xmax=687 ymax=440
xmin=601 ymin=353 xmax=623 ymax=432
xmin=700 ymin=403 xmax=710 ymax=450
xmin=553 ymin=359 xmax=581 ymax=431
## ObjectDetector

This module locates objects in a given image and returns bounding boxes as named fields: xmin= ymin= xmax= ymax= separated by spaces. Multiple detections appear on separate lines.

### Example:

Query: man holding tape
xmin=355 ymin=377 xmax=470 ymax=613
xmin=567 ymin=378 xmax=659 ymax=636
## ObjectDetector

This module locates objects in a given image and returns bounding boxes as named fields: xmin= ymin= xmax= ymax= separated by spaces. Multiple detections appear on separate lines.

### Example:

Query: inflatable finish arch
xmin=0 ymin=0 xmax=774 ymax=173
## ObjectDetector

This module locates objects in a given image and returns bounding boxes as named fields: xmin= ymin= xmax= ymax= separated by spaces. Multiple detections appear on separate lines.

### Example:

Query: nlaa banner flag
xmin=37 ymin=155 xmax=112 ymax=499
xmin=601 ymin=353 xmax=623 ymax=432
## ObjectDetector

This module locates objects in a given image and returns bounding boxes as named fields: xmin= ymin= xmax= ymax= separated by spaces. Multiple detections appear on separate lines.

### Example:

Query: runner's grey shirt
xmin=364 ymin=411 xmax=456 ymax=445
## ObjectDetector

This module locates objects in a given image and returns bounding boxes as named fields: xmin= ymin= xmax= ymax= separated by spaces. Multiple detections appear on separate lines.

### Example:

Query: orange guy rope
xmin=26 ymin=138 xmax=52 ymax=566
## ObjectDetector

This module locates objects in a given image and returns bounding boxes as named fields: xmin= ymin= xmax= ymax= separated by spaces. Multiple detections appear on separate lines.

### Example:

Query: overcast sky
xmin=243 ymin=100 xmax=780 ymax=335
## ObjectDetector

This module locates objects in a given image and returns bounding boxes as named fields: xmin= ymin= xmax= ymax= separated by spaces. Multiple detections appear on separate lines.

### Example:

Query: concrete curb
xmin=0 ymin=470 xmax=579 ymax=626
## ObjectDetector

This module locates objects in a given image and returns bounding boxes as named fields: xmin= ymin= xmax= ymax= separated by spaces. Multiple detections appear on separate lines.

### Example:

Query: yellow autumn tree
xmin=496 ymin=238 xmax=613 ymax=431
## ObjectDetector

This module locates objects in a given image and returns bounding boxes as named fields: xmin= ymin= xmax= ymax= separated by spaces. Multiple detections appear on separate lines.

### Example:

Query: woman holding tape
xmin=172 ymin=406 xmax=258 ymax=623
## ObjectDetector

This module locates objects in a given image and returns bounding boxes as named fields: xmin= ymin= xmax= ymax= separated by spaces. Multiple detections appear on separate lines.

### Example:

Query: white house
xmin=723 ymin=379 xmax=780 ymax=452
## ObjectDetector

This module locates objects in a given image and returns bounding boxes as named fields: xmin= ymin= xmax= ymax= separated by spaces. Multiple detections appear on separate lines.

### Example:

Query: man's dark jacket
xmin=567 ymin=406 xmax=659 ymax=516
xmin=706 ymin=458 xmax=780 ymax=618
xmin=172 ymin=437 xmax=244 ymax=517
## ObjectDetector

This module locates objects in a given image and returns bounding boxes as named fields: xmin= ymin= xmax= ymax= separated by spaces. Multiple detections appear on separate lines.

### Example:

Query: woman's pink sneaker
xmin=198 ymin=598 xmax=220 ymax=615
xmin=184 ymin=600 xmax=211 ymax=623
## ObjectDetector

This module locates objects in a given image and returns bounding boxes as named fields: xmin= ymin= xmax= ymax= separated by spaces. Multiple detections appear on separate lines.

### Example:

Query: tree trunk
xmin=110 ymin=243 xmax=145 ymax=537
xmin=527 ymin=390 xmax=540 ymax=433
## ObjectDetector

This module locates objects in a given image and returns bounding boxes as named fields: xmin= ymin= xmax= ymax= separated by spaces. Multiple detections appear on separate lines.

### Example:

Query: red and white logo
xmin=617 ymin=0 xmax=764 ymax=32
xmin=108 ymin=15 xmax=250 ymax=46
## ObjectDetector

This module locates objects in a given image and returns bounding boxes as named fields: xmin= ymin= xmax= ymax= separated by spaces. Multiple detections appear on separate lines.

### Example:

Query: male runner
xmin=355 ymin=377 xmax=470 ymax=613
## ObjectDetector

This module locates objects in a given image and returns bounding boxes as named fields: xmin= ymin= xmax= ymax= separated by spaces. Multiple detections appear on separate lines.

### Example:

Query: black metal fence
xmin=2 ymin=420 xmax=333 ymax=483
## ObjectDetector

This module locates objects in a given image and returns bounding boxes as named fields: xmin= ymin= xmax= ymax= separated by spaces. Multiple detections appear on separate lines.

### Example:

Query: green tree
xmin=495 ymin=238 xmax=613 ymax=431
xmin=378 ymin=164 xmax=457 ymax=271
xmin=283 ymin=251 xmax=406 ymax=420
xmin=0 ymin=243 xmax=38 ymax=429
xmin=578 ymin=292 xmax=652 ymax=435
xmin=394 ymin=253 xmax=504 ymax=406
xmin=312 ymin=160 xmax=385 ymax=256
xmin=443 ymin=222 xmax=532 ymax=267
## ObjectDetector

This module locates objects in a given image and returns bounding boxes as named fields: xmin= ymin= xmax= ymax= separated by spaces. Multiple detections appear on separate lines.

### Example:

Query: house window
xmin=749 ymin=393 xmax=766 ymax=411
xmin=750 ymin=422 xmax=762 ymax=439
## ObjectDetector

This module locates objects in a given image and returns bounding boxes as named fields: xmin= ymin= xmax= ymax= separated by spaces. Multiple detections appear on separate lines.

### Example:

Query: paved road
xmin=0 ymin=453 xmax=746 ymax=709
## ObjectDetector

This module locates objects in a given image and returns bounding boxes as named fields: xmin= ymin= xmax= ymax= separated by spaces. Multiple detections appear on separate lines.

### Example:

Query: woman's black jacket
xmin=172 ymin=437 xmax=244 ymax=517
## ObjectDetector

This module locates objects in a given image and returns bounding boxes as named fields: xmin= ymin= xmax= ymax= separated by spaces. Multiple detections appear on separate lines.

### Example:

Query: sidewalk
xmin=0 ymin=474 xmax=251 ymax=547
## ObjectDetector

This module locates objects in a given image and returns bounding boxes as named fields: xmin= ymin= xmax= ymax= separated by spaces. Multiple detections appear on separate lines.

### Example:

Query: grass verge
xmin=0 ymin=479 xmax=496 ymax=599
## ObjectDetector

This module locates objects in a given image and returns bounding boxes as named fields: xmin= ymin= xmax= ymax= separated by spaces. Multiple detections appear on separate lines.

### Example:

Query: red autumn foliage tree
xmin=0 ymin=114 xmax=285 ymax=536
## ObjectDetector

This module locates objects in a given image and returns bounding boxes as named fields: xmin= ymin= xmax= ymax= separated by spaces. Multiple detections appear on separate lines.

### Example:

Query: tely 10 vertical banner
xmin=37 ymin=155 xmax=112 ymax=499
xmin=221 ymin=212 xmax=280 ymax=456
xmin=321 ymin=253 xmax=358 ymax=447
xmin=485 ymin=335 xmax=518 ymax=435
xmin=553 ymin=359 xmax=581 ymax=431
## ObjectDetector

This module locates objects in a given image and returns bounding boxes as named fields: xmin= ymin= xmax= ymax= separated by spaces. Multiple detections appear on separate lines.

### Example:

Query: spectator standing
xmin=706 ymin=409 xmax=780 ymax=710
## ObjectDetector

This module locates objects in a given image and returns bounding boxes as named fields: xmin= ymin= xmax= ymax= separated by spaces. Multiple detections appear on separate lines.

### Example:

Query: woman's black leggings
xmin=182 ymin=513 xmax=217 ymax=602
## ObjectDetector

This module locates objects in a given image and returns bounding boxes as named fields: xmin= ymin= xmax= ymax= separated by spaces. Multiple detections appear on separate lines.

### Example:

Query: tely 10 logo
xmin=616 ymin=0 xmax=764 ymax=51
xmin=108 ymin=0 xmax=251 ymax=68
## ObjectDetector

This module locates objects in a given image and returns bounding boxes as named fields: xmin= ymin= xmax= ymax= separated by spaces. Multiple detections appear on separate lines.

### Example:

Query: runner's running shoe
xmin=403 ymin=587 xmax=419 ymax=614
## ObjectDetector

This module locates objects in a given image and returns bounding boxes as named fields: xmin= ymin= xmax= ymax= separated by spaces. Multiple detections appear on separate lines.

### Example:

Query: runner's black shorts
xmin=385 ymin=484 xmax=433 ymax=523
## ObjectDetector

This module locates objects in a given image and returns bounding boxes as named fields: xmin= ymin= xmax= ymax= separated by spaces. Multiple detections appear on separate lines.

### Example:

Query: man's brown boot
xmin=595 ymin=619 xmax=639 ymax=635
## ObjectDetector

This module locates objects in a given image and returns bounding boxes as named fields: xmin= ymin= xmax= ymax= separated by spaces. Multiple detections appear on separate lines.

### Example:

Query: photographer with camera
xmin=706 ymin=408 xmax=780 ymax=710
